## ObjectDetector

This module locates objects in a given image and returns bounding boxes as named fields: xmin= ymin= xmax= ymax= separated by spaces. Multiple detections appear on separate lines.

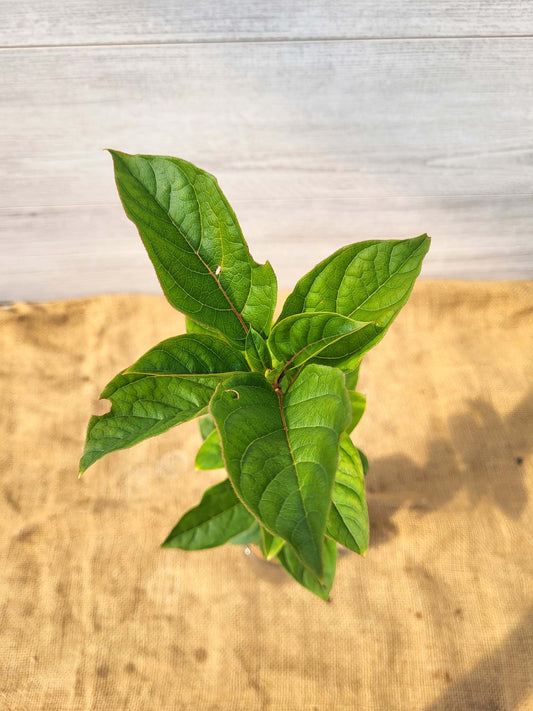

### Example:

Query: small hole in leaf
xmin=215 ymin=265 xmax=222 ymax=276
xmin=93 ymin=398 xmax=112 ymax=416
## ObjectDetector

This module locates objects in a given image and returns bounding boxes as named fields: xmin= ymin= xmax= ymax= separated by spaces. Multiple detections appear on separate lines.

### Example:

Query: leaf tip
xmin=106 ymin=148 xmax=130 ymax=166
xmin=78 ymin=458 xmax=87 ymax=478
xmin=419 ymin=233 xmax=431 ymax=249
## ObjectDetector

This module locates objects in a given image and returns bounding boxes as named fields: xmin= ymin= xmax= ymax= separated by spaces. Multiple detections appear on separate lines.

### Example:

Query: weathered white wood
xmin=1 ymin=195 xmax=531 ymax=302
xmin=1 ymin=39 xmax=532 ymax=209
xmin=1 ymin=0 xmax=531 ymax=47
xmin=1 ymin=37 xmax=532 ymax=296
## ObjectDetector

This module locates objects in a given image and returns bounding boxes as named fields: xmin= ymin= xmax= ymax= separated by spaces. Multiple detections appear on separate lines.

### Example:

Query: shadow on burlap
xmin=1 ymin=281 xmax=531 ymax=710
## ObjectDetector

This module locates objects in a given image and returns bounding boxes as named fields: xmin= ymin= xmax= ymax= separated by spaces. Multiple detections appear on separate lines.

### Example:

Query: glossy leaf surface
xmin=278 ymin=236 xmax=430 ymax=369
xmin=279 ymin=236 xmax=430 ymax=326
xmin=210 ymin=365 xmax=350 ymax=578
xmin=185 ymin=316 xmax=230 ymax=343
xmin=327 ymin=434 xmax=369 ymax=555
xmin=110 ymin=150 xmax=277 ymax=347
xmin=268 ymin=312 xmax=370 ymax=372
xmin=126 ymin=334 xmax=248 ymax=376
xmin=162 ymin=479 xmax=255 ymax=550
xmin=80 ymin=148 xmax=431 ymax=598
xmin=80 ymin=334 xmax=247 ymax=473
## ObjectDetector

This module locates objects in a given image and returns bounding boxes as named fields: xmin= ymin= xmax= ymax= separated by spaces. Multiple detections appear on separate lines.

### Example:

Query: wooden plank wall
xmin=1 ymin=2 xmax=532 ymax=300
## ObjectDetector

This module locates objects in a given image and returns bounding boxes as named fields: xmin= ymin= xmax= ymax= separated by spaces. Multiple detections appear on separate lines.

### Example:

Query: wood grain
xmin=1 ymin=0 xmax=532 ymax=47
xmin=2 ymin=195 xmax=531 ymax=301
xmin=1 ymin=39 xmax=532 ymax=206
xmin=1 ymin=34 xmax=532 ymax=297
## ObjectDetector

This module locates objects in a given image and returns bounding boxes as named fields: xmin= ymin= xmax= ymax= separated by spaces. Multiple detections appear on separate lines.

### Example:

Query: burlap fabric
xmin=1 ymin=281 xmax=531 ymax=710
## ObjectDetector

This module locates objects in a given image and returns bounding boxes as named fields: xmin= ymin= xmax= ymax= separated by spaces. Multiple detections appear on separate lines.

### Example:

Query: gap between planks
xmin=2 ymin=34 xmax=533 ymax=52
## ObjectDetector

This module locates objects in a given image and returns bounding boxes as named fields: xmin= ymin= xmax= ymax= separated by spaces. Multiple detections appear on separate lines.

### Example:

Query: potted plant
xmin=80 ymin=151 xmax=430 ymax=599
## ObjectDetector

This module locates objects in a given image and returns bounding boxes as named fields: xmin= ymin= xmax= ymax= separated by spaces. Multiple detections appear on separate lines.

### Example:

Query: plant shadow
xmin=365 ymin=393 xmax=531 ymax=548
xmin=423 ymin=607 xmax=533 ymax=711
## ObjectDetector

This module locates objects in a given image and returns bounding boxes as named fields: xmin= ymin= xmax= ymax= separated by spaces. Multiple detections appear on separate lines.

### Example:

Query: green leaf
xmin=126 ymin=334 xmax=249 ymax=376
xmin=346 ymin=391 xmax=366 ymax=434
xmin=210 ymin=365 xmax=351 ymax=578
xmin=195 ymin=429 xmax=224 ymax=470
xmin=327 ymin=434 xmax=369 ymax=555
xmin=357 ymin=448 xmax=369 ymax=477
xmin=186 ymin=316 xmax=231 ymax=344
xmin=229 ymin=520 xmax=262 ymax=546
xmin=109 ymin=150 xmax=277 ymax=347
xmin=79 ymin=334 xmax=247 ymax=474
xmin=278 ymin=537 xmax=337 ymax=600
xmin=162 ymin=479 xmax=255 ymax=550
xmin=298 ymin=324 xmax=386 ymax=372
xmin=277 ymin=236 xmax=430 ymax=367
xmin=279 ymin=235 xmax=430 ymax=324
xmin=260 ymin=528 xmax=285 ymax=560
xmin=344 ymin=365 xmax=360 ymax=390
xmin=268 ymin=311 xmax=371 ymax=373
xmin=199 ymin=414 xmax=216 ymax=441
xmin=80 ymin=373 xmax=216 ymax=474
xmin=245 ymin=328 xmax=272 ymax=372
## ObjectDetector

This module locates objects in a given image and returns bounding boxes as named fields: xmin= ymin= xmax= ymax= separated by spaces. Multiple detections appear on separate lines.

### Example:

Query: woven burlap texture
xmin=1 ymin=281 xmax=531 ymax=710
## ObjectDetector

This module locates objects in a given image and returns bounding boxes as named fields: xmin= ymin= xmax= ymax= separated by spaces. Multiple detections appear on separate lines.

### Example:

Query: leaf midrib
xmin=345 ymin=240 xmax=427 ymax=320
xmin=185 ymin=168 xmax=251 ymax=334
xmin=170 ymin=500 xmax=246 ymax=540
xmin=301 ymin=239 xmax=426 ymax=320
xmin=275 ymin=386 xmax=322 ymax=575
xmin=116 ymin=152 xmax=249 ymax=336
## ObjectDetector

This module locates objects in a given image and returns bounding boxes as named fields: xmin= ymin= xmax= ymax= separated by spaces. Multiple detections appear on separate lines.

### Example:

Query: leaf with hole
xmin=79 ymin=334 xmax=248 ymax=473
